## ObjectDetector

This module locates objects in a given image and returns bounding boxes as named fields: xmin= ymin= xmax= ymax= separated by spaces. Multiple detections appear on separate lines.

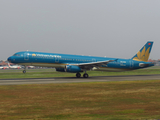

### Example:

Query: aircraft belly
xmin=18 ymin=63 xmax=66 ymax=68
xmin=96 ymin=67 xmax=130 ymax=72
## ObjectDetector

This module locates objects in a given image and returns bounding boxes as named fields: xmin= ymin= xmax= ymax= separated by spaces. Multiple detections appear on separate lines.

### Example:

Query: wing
xmin=71 ymin=59 xmax=117 ymax=70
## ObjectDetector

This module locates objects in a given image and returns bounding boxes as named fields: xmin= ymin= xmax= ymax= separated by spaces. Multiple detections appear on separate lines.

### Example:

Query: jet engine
xmin=65 ymin=65 xmax=83 ymax=73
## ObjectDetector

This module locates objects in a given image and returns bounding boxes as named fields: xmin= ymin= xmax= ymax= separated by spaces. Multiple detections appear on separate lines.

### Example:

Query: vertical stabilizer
xmin=132 ymin=41 xmax=153 ymax=62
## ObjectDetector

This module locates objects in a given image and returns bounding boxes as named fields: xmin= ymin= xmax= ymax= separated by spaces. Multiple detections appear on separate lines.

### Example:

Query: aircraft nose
xmin=7 ymin=57 xmax=12 ymax=62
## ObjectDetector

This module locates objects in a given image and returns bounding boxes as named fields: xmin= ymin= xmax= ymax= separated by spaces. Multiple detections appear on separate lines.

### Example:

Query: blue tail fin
xmin=132 ymin=41 xmax=153 ymax=62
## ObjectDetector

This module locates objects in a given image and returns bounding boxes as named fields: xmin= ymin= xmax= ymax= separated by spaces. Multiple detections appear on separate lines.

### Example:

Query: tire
xmin=83 ymin=73 xmax=89 ymax=78
xmin=76 ymin=73 xmax=81 ymax=78
xmin=23 ymin=70 xmax=26 ymax=74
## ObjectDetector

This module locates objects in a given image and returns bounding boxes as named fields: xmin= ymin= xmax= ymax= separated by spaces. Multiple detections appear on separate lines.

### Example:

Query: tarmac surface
xmin=0 ymin=74 xmax=160 ymax=85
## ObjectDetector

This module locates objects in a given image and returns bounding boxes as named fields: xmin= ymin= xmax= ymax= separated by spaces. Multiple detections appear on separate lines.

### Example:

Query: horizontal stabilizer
xmin=139 ymin=62 xmax=155 ymax=67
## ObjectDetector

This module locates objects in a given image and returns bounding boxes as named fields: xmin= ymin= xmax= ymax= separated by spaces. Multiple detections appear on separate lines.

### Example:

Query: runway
xmin=0 ymin=74 xmax=160 ymax=85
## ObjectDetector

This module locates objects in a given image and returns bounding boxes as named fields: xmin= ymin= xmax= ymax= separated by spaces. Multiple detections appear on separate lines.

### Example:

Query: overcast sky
xmin=0 ymin=0 xmax=160 ymax=60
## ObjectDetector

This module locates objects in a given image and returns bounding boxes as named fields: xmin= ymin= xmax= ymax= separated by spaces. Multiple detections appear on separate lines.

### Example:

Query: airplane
xmin=27 ymin=66 xmax=35 ymax=69
xmin=0 ymin=65 xmax=5 ymax=69
xmin=8 ymin=63 xmax=21 ymax=69
xmin=0 ymin=65 xmax=9 ymax=69
xmin=7 ymin=41 xmax=154 ymax=78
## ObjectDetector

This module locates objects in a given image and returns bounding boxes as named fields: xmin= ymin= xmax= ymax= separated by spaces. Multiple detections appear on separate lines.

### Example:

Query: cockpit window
xmin=13 ymin=54 xmax=20 ymax=56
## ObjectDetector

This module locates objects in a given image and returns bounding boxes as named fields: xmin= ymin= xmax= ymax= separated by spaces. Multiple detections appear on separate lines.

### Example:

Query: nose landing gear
xmin=23 ymin=66 xmax=26 ymax=74
xmin=23 ymin=70 xmax=26 ymax=73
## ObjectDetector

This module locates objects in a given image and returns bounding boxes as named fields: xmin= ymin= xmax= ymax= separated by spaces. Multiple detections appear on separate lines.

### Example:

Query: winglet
xmin=132 ymin=41 xmax=153 ymax=62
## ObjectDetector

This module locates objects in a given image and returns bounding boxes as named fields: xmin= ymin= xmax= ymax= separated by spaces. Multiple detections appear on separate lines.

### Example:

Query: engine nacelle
xmin=65 ymin=65 xmax=82 ymax=73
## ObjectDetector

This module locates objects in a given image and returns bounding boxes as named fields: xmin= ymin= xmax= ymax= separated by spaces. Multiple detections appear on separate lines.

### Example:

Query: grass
xmin=0 ymin=66 xmax=160 ymax=79
xmin=0 ymin=67 xmax=160 ymax=119
xmin=0 ymin=80 xmax=160 ymax=119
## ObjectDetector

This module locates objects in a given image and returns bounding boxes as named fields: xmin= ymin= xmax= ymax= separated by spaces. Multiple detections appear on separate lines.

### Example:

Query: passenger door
xmin=24 ymin=52 xmax=29 ymax=60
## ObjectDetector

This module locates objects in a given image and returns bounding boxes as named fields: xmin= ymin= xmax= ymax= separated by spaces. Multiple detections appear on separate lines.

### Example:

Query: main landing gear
xmin=76 ymin=73 xmax=81 ymax=78
xmin=76 ymin=72 xmax=89 ymax=78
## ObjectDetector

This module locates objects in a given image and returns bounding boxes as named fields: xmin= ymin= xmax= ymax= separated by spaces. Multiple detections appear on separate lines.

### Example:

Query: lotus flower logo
xmin=32 ymin=54 xmax=36 ymax=56
xmin=133 ymin=46 xmax=150 ymax=62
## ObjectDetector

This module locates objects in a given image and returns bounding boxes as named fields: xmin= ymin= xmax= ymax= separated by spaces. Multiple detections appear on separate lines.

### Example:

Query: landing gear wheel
xmin=76 ymin=73 xmax=81 ymax=78
xmin=83 ymin=73 xmax=89 ymax=78
xmin=23 ymin=70 xmax=26 ymax=74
